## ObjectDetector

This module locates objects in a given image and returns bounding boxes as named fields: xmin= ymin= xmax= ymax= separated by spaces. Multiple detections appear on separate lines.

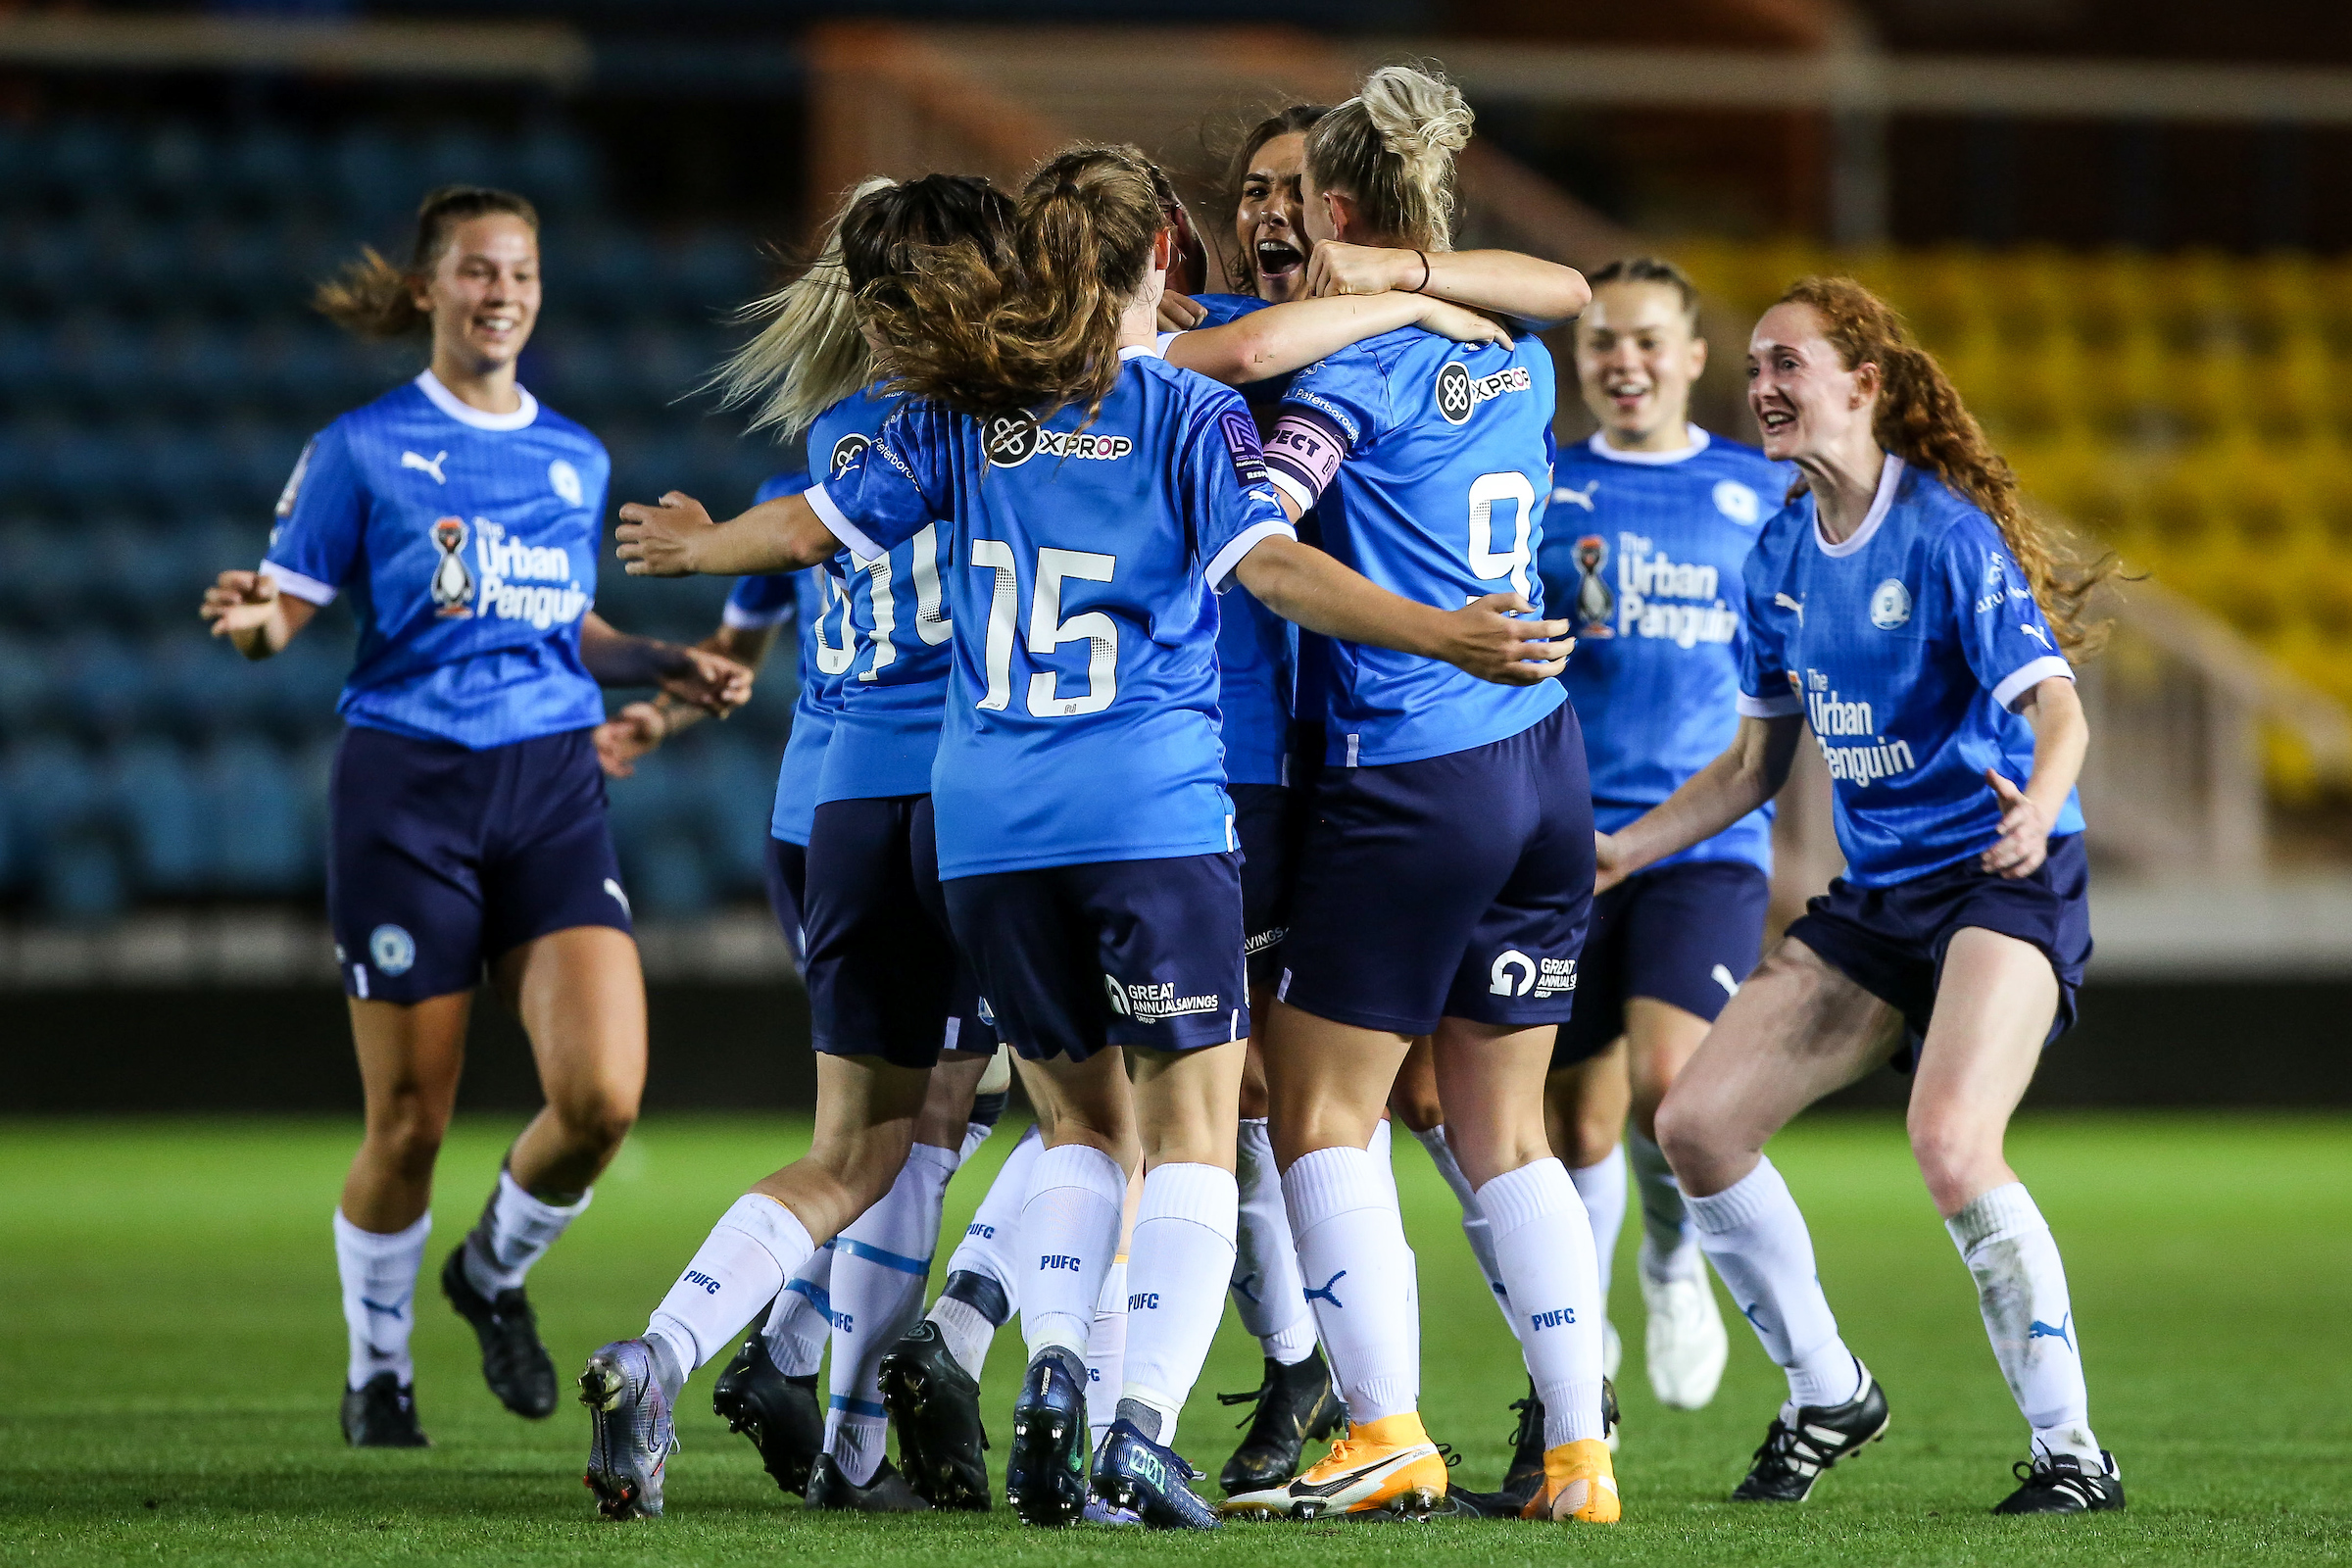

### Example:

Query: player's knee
xmin=1905 ymin=1103 xmax=1998 ymax=1209
xmin=365 ymin=1100 xmax=448 ymax=1178
xmin=560 ymin=1088 xmax=638 ymax=1157
xmin=1651 ymin=1085 xmax=1725 ymax=1188
xmin=1389 ymin=1083 xmax=1445 ymax=1134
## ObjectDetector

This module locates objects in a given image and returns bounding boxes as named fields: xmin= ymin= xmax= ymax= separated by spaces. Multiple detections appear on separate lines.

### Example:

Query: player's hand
xmin=1306 ymin=241 xmax=1411 ymax=299
xmin=1980 ymin=768 xmax=2050 ymax=879
xmin=1416 ymin=298 xmax=1510 ymax=348
xmin=594 ymin=702 xmax=667 ymax=778
xmin=659 ymin=645 xmax=753 ymax=717
xmin=1437 ymin=593 xmax=1573 ymax=685
xmin=1593 ymin=830 xmax=1631 ymax=895
xmin=1156 ymin=290 xmax=1206 ymax=331
xmin=616 ymin=492 xmax=715 ymax=577
xmin=199 ymin=569 xmax=279 ymax=636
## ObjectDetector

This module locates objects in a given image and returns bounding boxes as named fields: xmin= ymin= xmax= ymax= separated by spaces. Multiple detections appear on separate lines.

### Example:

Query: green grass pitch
xmin=4 ymin=1112 xmax=2348 ymax=1565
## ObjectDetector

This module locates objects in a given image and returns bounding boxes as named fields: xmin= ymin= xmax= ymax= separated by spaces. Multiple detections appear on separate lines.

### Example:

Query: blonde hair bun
xmin=1360 ymin=65 xmax=1474 ymax=168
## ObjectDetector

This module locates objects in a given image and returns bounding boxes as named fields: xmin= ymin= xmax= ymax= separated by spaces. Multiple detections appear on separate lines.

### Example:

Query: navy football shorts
xmin=1788 ymin=832 xmax=2092 ymax=1070
xmin=762 ymin=834 xmax=808 ymax=968
xmin=1231 ymin=781 xmax=1308 ymax=991
xmin=329 ymin=723 xmax=631 ymax=1005
xmin=1551 ymin=859 xmax=1770 ymax=1069
xmin=1278 ymin=704 xmax=1594 ymax=1037
xmin=943 ymin=852 xmax=1249 ymax=1062
xmin=804 ymin=795 xmax=997 ymax=1070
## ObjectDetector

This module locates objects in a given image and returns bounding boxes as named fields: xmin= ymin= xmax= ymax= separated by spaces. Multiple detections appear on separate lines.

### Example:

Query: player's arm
xmin=1306 ymin=243 xmax=1591 ymax=329
xmin=1164 ymin=291 xmax=1506 ymax=386
xmin=1232 ymin=533 xmax=1569 ymax=686
xmin=578 ymin=612 xmax=754 ymax=716
xmin=595 ymin=621 xmax=780 ymax=776
xmin=200 ymin=570 xmax=318 ymax=660
xmin=1981 ymin=674 xmax=2086 ymax=880
xmin=616 ymin=490 xmax=846 ymax=577
xmin=1595 ymin=713 xmax=1806 ymax=892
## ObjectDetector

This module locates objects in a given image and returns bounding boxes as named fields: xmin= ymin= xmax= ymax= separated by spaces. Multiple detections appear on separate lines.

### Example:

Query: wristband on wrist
xmin=1410 ymin=249 xmax=1431 ymax=293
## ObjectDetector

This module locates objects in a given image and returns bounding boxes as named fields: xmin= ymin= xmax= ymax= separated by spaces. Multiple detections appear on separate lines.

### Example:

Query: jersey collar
xmin=1585 ymin=424 xmax=1710 ymax=466
xmin=1813 ymin=452 xmax=1904 ymax=559
xmin=415 ymin=368 xmax=539 ymax=431
xmin=1119 ymin=343 xmax=1160 ymax=362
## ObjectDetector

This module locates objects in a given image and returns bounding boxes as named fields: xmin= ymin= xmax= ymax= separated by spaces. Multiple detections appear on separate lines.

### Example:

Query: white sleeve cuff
xmin=721 ymin=601 xmax=792 ymax=630
xmin=1267 ymin=468 xmax=1318 ymax=516
xmin=1991 ymin=655 xmax=2074 ymax=711
xmin=1204 ymin=518 xmax=1298 ymax=593
xmin=1154 ymin=330 xmax=1184 ymax=357
xmin=1737 ymin=690 xmax=1805 ymax=718
xmin=806 ymin=482 xmax=885 ymax=565
xmin=260 ymin=561 xmax=337 ymax=606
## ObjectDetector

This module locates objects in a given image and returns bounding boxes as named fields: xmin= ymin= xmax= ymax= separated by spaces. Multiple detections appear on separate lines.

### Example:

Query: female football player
xmin=1618 ymin=276 xmax=2122 ymax=1514
xmin=593 ymin=143 xmax=1565 ymax=1530
xmin=1224 ymin=66 xmax=1620 ymax=1526
xmin=199 ymin=185 xmax=749 ymax=1448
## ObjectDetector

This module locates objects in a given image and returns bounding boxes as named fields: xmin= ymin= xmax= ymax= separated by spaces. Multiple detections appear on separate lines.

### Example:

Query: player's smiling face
xmin=1747 ymin=301 xmax=1873 ymax=464
xmin=416 ymin=213 xmax=542 ymax=376
xmin=1577 ymin=281 xmax=1706 ymax=449
xmin=1237 ymin=132 xmax=1310 ymax=304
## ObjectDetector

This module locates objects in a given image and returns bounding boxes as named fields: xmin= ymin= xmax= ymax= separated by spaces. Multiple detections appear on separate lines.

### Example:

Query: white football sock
xmin=823 ymin=1405 xmax=889 ymax=1488
xmin=646 ymin=1194 xmax=814 ymax=1379
xmin=462 ymin=1168 xmax=589 ymax=1299
xmin=1367 ymin=1117 xmax=1396 ymax=1208
xmin=959 ymin=1119 xmax=994 ymax=1162
xmin=1413 ymin=1124 xmax=1511 ymax=1322
xmin=1231 ymin=1118 xmax=1315 ymax=1363
xmin=1119 ymin=1161 xmax=1239 ymax=1447
xmin=1481 ymin=1159 xmax=1608 ymax=1446
xmin=1284 ymin=1145 xmax=1418 ymax=1423
xmin=1946 ymin=1183 xmax=2101 ymax=1465
xmin=1569 ymin=1145 xmax=1628 ymax=1307
xmin=1086 ymin=1257 xmax=1128 ymax=1446
xmin=1017 ymin=1143 xmax=1126 ymax=1362
xmin=763 ymin=1244 xmax=836 ymax=1378
xmin=941 ymin=1122 xmax=1040 ymax=1306
xmin=1685 ymin=1157 xmax=1859 ymax=1410
xmin=1629 ymin=1130 xmax=1703 ymax=1280
xmin=825 ymin=1142 xmax=956 ymax=1485
xmin=334 ymin=1209 xmax=430 ymax=1390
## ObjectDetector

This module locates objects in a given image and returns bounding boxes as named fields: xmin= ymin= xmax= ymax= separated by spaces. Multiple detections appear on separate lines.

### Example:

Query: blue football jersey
xmin=1165 ymin=294 xmax=1297 ymax=785
xmin=802 ymin=389 xmax=957 ymax=806
xmin=1740 ymin=456 xmax=2084 ymax=887
xmin=263 ymin=371 xmax=610 ymax=749
xmin=1544 ymin=427 xmax=1793 ymax=874
xmin=724 ymin=470 xmax=856 ymax=847
xmin=809 ymin=347 xmax=1296 ymax=878
xmin=1264 ymin=327 xmax=1566 ymax=766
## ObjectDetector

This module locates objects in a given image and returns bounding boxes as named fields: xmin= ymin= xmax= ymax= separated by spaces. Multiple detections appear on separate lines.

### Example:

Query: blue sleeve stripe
xmin=833 ymin=1237 xmax=932 ymax=1275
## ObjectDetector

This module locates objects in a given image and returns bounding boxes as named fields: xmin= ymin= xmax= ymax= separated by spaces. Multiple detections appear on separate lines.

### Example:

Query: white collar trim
xmin=416 ymin=369 xmax=538 ymax=431
xmin=1814 ymin=452 xmax=1903 ymax=558
xmin=1586 ymin=424 xmax=1710 ymax=466
xmin=1119 ymin=343 xmax=1160 ymax=362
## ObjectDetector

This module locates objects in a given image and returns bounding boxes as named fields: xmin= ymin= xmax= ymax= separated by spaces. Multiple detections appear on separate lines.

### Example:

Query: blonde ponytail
xmin=705 ymin=176 xmax=894 ymax=442
xmin=1305 ymin=64 xmax=1473 ymax=252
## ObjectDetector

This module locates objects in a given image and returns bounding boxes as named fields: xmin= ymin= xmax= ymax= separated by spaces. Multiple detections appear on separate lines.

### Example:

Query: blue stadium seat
xmin=130 ymin=122 xmax=217 ymax=212
xmin=700 ymin=734 xmax=781 ymax=895
xmin=108 ymin=737 xmax=206 ymax=894
xmin=42 ymin=118 xmax=128 ymax=203
xmin=195 ymin=735 xmax=309 ymax=894
xmin=513 ymin=124 xmax=600 ymax=216
xmin=327 ymin=128 xmax=420 ymax=225
xmin=3 ymin=737 xmax=128 ymax=919
xmin=218 ymin=125 xmax=314 ymax=213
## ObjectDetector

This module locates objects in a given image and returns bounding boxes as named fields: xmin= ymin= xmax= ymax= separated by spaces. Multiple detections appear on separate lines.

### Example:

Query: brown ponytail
xmin=1780 ymin=274 xmax=2116 ymax=654
xmin=316 ymin=184 xmax=539 ymax=340
xmin=866 ymin=144 xmax=1165 ymax=422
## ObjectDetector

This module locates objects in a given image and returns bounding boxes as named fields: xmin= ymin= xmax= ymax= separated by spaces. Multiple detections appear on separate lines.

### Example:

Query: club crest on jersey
xmin=429 ymin=516 xmax=474 ymax=617
xmin=1870 ymin=577 xmax=1912 ymax=628
xmin=368 ymin=924 xmax=416 ymax=976
xmin=1714 ymin=479 xmax=1761 ymax=524
xmin=1571 ymin=535 xmax=1615 ymax=637
xmin=548 ymin=458 xmax=583 ymax=508
xmin=1435 ymin=360 xmax=1533 ymax=425
xmin=828 ymin=432 xmax=870 ymax=476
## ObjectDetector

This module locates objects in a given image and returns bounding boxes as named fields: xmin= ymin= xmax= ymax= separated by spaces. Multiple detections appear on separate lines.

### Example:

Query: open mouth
xmin=1255 ymin=238 xmax=1303 ymax=279
xmin=1605 ymin=379 xmax=1650 ymax=411
xmin=1757 ymin=409 xmax=1794 ymax=433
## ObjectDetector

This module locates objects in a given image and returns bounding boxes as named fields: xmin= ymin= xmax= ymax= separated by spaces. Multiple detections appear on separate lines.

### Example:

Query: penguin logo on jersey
xmin=1870 ymin=577 xmax=1913 ymax=629
xmin=1572 ymin=535 xmax=1615 ymax=637
xmin=1435 ymin=361 xmax=1475 ymax=425
xmin=428 ymin=516 xmax=474 ymax=617
xmin=548 ymin=459 xmax=583 ymax=508
xmin=829 ymin=433 xmax=870 ymax=477
xmin=1714 ymin=479 xmax=1762 ymax=525
xmin=984 ymin=411 xmax=1042 ymax=467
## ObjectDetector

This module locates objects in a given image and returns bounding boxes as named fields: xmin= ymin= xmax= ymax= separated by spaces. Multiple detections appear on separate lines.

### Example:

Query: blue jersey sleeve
xmin=1938 ymin=513 xmax=2074 ymax=710
xmin=1188 ymin=390 xmax=1297 ymax=590
xmin=807 ymin=403 xmax=951 ymax=560
xmin=262 ymin=424 xmax=365 ymax=605
xmin=1264 ymin=347 xmax=1392 ymax=512
xmin=1738 ymin=532 xmax=1804 ymax=717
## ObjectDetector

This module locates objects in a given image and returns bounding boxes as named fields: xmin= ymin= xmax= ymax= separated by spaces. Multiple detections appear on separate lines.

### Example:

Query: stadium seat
xmin=196 ymin=736 xmax=310 ymax=894
xmin=108 ymin=737 xmax=208 ymax=895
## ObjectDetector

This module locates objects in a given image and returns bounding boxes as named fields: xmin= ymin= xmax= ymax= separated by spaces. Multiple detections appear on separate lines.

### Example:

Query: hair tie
xmin=1410 ymin=250 xmax=1431 ymax=293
